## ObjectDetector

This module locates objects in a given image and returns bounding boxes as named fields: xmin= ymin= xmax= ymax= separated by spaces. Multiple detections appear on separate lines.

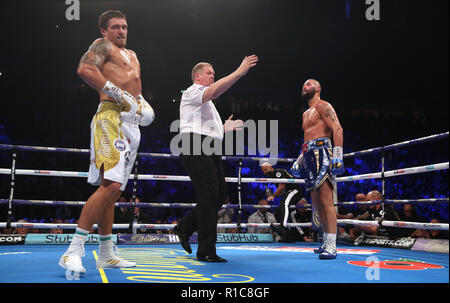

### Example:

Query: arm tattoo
xmin=79 ymin=39 xmax=113 ymax=69
xmin=325 ymin=109 xmax=336 ymax=121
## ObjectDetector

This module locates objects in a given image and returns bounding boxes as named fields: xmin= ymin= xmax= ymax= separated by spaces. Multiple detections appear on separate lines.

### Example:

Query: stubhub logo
xmin=44 ymin=234 xmax=99 ymax=244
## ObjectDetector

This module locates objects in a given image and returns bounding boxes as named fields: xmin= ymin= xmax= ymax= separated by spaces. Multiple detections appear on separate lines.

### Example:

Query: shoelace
xmin=112 ymin=243 xmax=120 ymax=257
xmin=322 ymin=244 xmax=337 ymax=254
xmin=67 ymin=242 xmax=85 ymax=257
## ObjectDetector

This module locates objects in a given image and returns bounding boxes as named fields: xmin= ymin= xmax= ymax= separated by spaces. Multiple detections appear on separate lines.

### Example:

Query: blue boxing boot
xmin=319 ymin=246 xmax=338 ymax=259
xmin=314 ymin=232 xmax=327 ymax=254
xmin=319 ymin=233 xmax=338 ymax=259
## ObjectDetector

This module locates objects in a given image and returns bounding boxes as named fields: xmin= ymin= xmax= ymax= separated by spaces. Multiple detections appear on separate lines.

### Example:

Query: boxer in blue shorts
xmin=291 ymin=79 xmax=344 ymax=259
xmin=302 ymin=137 xmax=336 ymax=192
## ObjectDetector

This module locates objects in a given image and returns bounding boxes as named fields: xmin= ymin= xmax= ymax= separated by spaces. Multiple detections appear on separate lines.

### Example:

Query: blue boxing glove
xmin=290 ymin=153 xmax=304 ymax=178
xmin=331 ymin=146 xmax=345 ymax=175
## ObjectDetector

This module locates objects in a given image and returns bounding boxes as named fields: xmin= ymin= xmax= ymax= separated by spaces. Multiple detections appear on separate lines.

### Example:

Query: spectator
xmin=260 ymin=162 xmax=302 ymax=239
xmin=114 ymin=196 xmax=130 ymax=224
xmin=226 ymin=227 xmax=240 ymax=234
xmin=397 ymin=204 xmax=428 ymax=238
xmin=153 ymin=219 xmax=164 ymax=234
xmin=114 ymin=196 xmax=153 ymax=234
xmin=355 ymin=190 xmax=399 ymax=239
xmin=247 ymin=199 xmax=280 ymax=241
xmin=1 ymin=226 xmax=14 ymax=234
xmin=49 ymin=218 xmax=65 ymax=234
xmin=168 ymin=220 xmax=178 ymax=234
xmin=287 ymin=198 xmax=313 ymax=242
xmin=353 ymin=194 xmax=371 ymax=220
xmin=15 ymin=219 xmax=29 ymax=235
xmin=217 ymin=198 xmax=235 ymax=233
xmin=429 ymin=218 xmax=449 ymax=240
xmin=338 ymin=193 xmax=368 ymax=240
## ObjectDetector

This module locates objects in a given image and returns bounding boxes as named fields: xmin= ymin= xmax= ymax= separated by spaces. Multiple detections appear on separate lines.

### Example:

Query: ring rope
xmin=0 ymin=131 xmax=447 ymax=161
xmin=1 ymin=198 xmax=448 ymax=208
xmin=1 ymin=219 xmax=448 ymax=231
xmin=342 ymin=132 xmax=449 ymax=158
xmin=1 ymin=133 xmax=447 ymax=237
xmin=1 ymin=162 xmax=447 ymax=183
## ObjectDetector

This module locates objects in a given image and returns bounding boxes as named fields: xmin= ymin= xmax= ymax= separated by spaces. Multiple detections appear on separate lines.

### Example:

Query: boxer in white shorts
xmin=58 ymin=10 xmax=154 ymax=275
xmin=88 ymin=100 xmax=141 ymax=191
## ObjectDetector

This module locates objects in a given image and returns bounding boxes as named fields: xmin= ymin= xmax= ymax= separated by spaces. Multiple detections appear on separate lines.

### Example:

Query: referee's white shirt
xmin=179 ymin=84 xmax=224 ymax=141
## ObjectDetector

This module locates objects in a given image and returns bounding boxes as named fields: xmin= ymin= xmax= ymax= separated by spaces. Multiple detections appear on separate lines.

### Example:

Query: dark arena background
xmin=0 ymin=0 xmax=448 ymax=295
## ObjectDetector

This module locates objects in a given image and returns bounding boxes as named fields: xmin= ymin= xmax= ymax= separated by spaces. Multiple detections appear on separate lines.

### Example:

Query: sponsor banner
xmin=118 ymin=233 xmax=273 ymax=245
xmin=348 ymin=259 xmax=445 ymax=270
xmin=219 ymin=245 xmax=380 ymax=255
xmin=118 ymin=234 xmax=179 ymax=245
xmin=0 ymin=234 xmax=26 ymax=245
xmin=217 ymin=233 xmax=273 ymax=243
xmin=411 ymin=238 xmax=449 ymax=254
xmin=354 ymin=235 xmax=416 ymax=250
xmin=24 ymin=234 xmax=116 ymax=245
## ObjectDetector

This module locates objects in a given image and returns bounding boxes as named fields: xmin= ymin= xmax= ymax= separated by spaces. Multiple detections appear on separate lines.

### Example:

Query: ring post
xmin=128 ymin=156 xmax=139 ymax=234
xmin=7 ymin=152 xmax=17 ymax=229
xmin=237 ymin=158 xmax=243 ymax=232
xmin=381 ymin=149 xmax=386 ymax=218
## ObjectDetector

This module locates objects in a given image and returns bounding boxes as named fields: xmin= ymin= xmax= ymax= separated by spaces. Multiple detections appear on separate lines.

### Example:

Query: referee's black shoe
xmin=174 ymin=225 xmax=192 ymax=254
xmin=196 ymin=254 xmax=227 ymax=263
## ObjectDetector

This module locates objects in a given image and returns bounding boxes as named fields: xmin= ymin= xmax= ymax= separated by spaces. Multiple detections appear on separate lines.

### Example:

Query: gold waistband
xmin=99 ymin=100 xmax=121 ymax=112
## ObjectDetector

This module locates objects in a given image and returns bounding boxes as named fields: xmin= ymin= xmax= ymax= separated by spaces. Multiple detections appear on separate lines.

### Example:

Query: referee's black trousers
xmin=177 ymin=137 xmax=227 ymax=257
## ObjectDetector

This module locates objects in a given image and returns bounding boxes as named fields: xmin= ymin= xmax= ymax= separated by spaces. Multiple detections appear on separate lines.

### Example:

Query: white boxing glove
xmin=293 ymin=153 xmax=303 ymax=170
xmin=102 ymin=81 xmax=139 ymax=116
xmin=136 ymin=96 xmax=155 ymax=126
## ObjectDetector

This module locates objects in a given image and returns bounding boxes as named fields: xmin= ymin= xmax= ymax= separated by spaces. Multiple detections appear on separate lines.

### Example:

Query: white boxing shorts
xmin=87 ymin=101 xmax=141 ymax=191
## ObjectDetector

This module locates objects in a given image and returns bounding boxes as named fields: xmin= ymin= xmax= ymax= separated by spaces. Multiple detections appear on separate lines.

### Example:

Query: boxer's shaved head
xmin=307 ymin=79 xmax=321 ymax=92
xmin=302 ymin=78 xmax=321 ymax=100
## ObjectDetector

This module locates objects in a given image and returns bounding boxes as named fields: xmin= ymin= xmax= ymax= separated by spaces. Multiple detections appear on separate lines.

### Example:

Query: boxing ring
xmin=0 ymin=132 xmax=448 ymax=284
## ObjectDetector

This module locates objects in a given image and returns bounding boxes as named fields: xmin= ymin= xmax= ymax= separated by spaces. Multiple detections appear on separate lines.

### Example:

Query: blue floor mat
xmin=0 ymin=242 xmax=448 ymax=283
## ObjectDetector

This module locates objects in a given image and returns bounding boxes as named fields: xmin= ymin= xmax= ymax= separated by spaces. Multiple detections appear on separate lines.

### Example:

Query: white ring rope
xmin=1 ymin=198 xmax=448 ymax=209
xmin=1 ymin=219 xmax=448 ymax=231
xmin=0 ymin=131 xmax=447 ymax=161
xmin=1 ymin=133 xmax=447 ymax=235
xmin=0 ymin=161 xmax=448 ymax=183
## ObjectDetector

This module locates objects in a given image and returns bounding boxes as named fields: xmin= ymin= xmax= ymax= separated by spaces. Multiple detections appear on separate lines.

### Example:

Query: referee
xmin=261 ymin=162 xmax=303 ymax=240
xmin=174 ymin=55 xmax=258 ymax=262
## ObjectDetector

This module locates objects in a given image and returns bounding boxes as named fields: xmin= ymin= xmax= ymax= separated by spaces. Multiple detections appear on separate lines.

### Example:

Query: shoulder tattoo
xmin=79 ymin=39 xmax=113 ymax=68
xmin=323 ymin=104 xmax=336 ymax=121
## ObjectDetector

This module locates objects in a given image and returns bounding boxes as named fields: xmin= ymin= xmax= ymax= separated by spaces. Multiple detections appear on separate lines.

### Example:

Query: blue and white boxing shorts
xmin=301 ymin=137 xmax=336 ymax=192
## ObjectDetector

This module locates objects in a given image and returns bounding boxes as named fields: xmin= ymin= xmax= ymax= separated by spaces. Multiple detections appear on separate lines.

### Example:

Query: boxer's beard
xmin=115 ymin=36 xmax=126 ymax=48
xmin=302 ymin=90 xmax=315 ymax=102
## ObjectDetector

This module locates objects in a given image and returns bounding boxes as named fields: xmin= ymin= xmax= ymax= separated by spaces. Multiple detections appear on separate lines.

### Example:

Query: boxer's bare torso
xmin=302 ymin=99 xmax=336 ymax=142
xmin=77 ymin=17 xmax=142 ymax=102
xmin=79 ymin=38 xmax=142 ymax=102
xmin=99 ymin=42 xmax=141 ymax=101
